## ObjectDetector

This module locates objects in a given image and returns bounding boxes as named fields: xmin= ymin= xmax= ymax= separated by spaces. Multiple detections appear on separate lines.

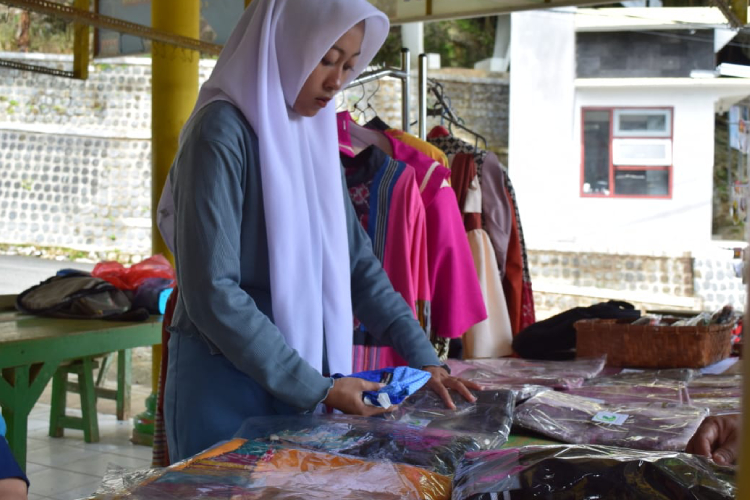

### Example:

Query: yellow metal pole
xmin=132 ymin=0 xmax=198 ymax=445
xmin=245 ymin=0 xmax=252 ymax=7
xmin=72 ymin=0 xmax=89 ymax=80
xmin=151 ymin=0 xmax=199 ymax=381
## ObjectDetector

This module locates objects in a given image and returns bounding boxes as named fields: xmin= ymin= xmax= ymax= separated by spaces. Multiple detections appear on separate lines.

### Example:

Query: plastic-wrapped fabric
xmin=688 ymin=398 xmax=741 ymax=416
xmin=384 ymin=388 xmax=514 ymax=449
xmin=688 ymin=374 xmax=742 ymax=389
xmin=465 ymin=356 xmax=606 ymax=379
xmin=233 ymin=414 xmax=481 ymax=475
xmin=585 ymin=368 xmax=696 ymax=387
xmin=684 ymin=374 xmax=741 ymax=414
xmin=448 ymin=357 xmax=605 ymax=390
xmin=564 ymin=384 xmax=686 ymax=405
xmin=461 ymin=368 xmax=584 ymax=390
xmin=88 ymin=438 xmax=451 ymax=500
xmin=513 ymin=391 xmax=708 ymax=451
xmin=451 ymin=445 xmax=736 ymax=500
xmin=687 ymin=383 xmax=741 ymax=415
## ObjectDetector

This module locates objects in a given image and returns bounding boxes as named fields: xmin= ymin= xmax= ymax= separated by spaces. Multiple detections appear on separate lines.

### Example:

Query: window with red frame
xmin=582 ymin=107 xmax=673 ymax=198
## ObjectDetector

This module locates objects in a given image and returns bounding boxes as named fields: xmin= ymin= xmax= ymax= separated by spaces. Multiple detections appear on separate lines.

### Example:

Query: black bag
xmin=16 ymin=270 xmax=149 ymax=321
xmin=513 ymin=301 xmax=641 ymax=360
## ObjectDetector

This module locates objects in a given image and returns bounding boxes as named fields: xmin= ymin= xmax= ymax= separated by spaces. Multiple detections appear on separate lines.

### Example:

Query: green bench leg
xmin=79 ymin=357 xmax=99 ymax=443
xmin=49 ymin=368 xmax=67 ymax=438
xmin=117 ymin=349 xmax=132 ymax=421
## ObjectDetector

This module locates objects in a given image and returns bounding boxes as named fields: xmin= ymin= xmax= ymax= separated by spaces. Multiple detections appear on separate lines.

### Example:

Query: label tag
xmin=592 ymin=411 xmax=629 ymax=426
xmin=399 ymin=414 xmax=432 ymax=428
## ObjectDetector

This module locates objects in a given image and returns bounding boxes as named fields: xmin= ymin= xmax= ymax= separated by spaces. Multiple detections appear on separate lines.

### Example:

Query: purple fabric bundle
xmin=564 ymin=384 xmax=686 ymax=405
xmin=447 ymin=357 xmax=606 ymax=390
xmin=514 ymin=391 xmax=708 ymax=451
xmin=687 ymin=374 xmax=742 ymax=415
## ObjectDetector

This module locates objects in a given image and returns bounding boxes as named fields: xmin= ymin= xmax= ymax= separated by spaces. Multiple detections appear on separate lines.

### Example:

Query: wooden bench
xmin=0 ymin=295 xmax=161 ymax=471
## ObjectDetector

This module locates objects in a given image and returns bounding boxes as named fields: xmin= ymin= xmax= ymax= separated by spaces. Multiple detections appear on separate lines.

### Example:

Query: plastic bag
xmin=384 ymin=388 xmax=515 ymax=449
xmin=88 ymin=438 xmax=451 ymax=500
xmin=92 ymin=255 xmax=176 ymax=291
xmin=564 ymin=384 xmax=687 ymax=405
xmin=688 ymin=374 xmax=742 ymax=389
xmin=451 ymin=445 xmax=736 ymax=500
xmin=234 ymin=414 xmax=481 ymax=476
xmin=451 ymin=356 xmax=606 ymax=390
xmin=585 ymin=368 xmax=697 ymax=387
xmin=514 ymin=390 xmax=708 ymax=451
xmin=464 ymin=356 xmax=607 ymax=380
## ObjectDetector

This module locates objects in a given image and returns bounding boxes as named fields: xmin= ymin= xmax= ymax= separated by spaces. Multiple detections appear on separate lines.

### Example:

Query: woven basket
xmin=574 ymin=318 xmax=733 ymax=368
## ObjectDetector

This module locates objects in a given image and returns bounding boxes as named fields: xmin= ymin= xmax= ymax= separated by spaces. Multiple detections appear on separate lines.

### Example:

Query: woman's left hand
xmin=422 ymin=365 xmax=482 ymax=410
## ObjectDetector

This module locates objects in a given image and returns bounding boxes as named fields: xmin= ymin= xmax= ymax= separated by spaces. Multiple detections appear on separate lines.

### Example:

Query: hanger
xmin=351 ymin=81 xmax=367 ymax=122
xmin=427 ymin=80 xmax=487 ymax=150
xmin=362 ymin=78 xmax=380 ymax=123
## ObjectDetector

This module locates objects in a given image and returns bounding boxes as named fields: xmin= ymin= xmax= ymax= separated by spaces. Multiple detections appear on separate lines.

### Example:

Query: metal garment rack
xmin=346 ymin=49 xmax=433 ymax=140
xmin=347 ymin=48 xmax=411 ymax=134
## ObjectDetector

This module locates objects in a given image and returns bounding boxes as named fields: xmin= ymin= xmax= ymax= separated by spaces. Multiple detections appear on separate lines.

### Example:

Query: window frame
xmin=580 ymin=106 xmax=674 ymax=199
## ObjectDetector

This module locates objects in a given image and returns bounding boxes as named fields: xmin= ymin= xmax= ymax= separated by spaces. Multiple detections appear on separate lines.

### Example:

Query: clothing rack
xmin=347 ymin=48 xmax=411 ymax=133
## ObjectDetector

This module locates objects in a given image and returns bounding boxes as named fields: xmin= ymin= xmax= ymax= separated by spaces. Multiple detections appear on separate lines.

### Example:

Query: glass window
xmin=614 ymin=169 xmax=669 ymax=196
xmin=582 ymin=110 xmax=611 ymax=195
xmin=613 ymin=109 xmax=671 ymax=137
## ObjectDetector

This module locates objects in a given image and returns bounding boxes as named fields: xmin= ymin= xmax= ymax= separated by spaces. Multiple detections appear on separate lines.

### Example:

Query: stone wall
xmin=529 ymin=248 xmax=746 ymax=320
xmin=0 ymin=53 xmax=510 ymax=259
xmin=345 ymin=68 xmax=510 ymax=161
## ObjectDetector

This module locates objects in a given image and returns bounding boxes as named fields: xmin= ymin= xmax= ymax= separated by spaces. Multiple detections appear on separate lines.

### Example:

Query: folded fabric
xmin=385 ymin=388 xmax=515 ymax=449
xmin=514 ymin=390 xmax=708 ymax=451
xmin=234 ymin=414 xmax=483 ymax=476
xmin=564 ymin=384 xmax=686 ymax=405
xmin=450 ymin=356 xmax=608 ymax=390
xmin=452 ymin=445 xmax=736 ymax=500
xmin=103 ymin=438 xmax=451 ymax=500
xmin=334 ymin=366 xmax=432 ymax=409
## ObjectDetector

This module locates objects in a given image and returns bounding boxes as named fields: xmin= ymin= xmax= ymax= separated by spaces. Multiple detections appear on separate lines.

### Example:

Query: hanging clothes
xmin=385 ymin=129 xmax=450 ymax=167
xmin=450 ymin=153 xmax=513 ymax=358
xmin=428 ymin=132 xmax=536 ymax=333
xmin=341 ymin=145 xmax=431 ymax=371
xmin=503 ymin=184 xmax=525 ymax=336
xmin=339 ymin=113 xmax=487 ymax=359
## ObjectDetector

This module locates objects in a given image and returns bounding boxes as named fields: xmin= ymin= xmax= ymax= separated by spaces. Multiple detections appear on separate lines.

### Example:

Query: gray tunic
xmin=169 ymin=101 xmax=441 ymax=411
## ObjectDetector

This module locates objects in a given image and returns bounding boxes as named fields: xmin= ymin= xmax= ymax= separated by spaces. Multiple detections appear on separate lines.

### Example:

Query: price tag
xmin=592 ymin=411 xmax=629 ymax=426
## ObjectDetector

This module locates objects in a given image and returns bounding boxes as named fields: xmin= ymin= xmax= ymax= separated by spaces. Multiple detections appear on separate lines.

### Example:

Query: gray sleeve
xmin=172 ymin=135 xmax=332 ymax=412
xmin=342 ymin=172 xmax=442 ymax=369
xmin=481 ymin=152 xmax=513 ymax=278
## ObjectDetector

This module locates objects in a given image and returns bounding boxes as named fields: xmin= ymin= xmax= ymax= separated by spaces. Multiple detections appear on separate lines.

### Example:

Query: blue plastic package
xmin=333 ymin=366 xmax=432 ymax=409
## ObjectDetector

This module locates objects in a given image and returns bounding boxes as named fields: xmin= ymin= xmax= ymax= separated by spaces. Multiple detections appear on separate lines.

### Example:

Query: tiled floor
xmin=23 ymin=403 xmax=154 ymax=500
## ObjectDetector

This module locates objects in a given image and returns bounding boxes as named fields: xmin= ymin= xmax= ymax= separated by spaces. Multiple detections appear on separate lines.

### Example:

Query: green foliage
xmin=712 ymin=112 xmax=748 ymax=240
xmin=0 ymin=6 xmax=76 ymax=54
xmin=373 ymin=17 xmax=498 ymax=69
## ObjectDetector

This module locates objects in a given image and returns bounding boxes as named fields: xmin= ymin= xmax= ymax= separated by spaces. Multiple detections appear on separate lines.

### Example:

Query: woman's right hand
xmin=322 ymin=377 xmax=394 ymax=416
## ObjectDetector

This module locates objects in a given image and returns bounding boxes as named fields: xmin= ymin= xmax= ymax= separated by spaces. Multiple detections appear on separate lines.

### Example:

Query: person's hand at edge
xmin=686 ymin=414 xmax=740 ymax=466
xmin=322 ymin=377 xmax=396 ymax=416
xmin=422 ymin=365 xmax=481 ymax=410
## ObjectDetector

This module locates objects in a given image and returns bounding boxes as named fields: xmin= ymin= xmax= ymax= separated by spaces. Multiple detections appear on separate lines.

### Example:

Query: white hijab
xmin=157 ymin=0 xmax=389 ymax=376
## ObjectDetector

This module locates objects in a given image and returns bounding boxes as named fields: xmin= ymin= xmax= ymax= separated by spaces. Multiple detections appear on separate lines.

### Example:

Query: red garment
xmin=153 ymin=287 xmax=179 ymax=467
xmin=502 ymin=186 xmax=524 ymax=336
xmin=427 ymin=125 xmax=451 ymax=139
xmin=450 ymin=153 xmax=482 ymax=231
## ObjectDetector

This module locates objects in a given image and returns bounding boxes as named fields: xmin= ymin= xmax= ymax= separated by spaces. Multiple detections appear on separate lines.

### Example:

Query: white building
xmin=509 ymin=7 xmax=750 ymax=256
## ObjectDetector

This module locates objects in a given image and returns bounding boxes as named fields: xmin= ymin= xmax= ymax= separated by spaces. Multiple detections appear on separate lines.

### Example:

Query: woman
xmin=159 ymin=0 xmax=479 ymax=462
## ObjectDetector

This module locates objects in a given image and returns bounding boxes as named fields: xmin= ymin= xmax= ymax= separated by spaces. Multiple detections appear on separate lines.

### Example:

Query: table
xmin=0 ymin=296 xmax=161 ymax=470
